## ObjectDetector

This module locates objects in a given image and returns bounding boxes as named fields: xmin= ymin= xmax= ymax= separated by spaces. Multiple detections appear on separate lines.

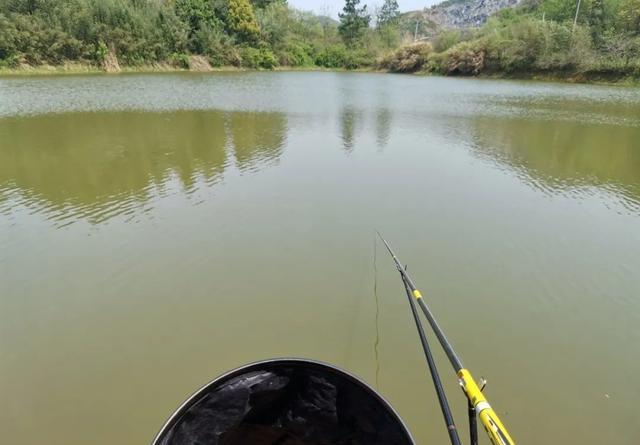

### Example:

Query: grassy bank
xmin=379 ymin=0 xmax=640 ymax=84
xmin=0 ymin=0 xmax=401 ymax=72
xmin=0 ymin=62 xmax=385 ymax=77
xmin=380 ymin=43 xmax=640 ymax=84
xmin=0 ymin=62 xmax=242 ymax=76
xmin=2 ymin=0 xmax=639 ymax=84
xmin=2 ymin=61 xmax=638 ymax=86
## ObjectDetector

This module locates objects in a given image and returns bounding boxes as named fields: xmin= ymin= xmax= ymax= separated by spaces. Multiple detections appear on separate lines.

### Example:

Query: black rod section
xmin=468 ymin=400 xmax=478 ymax=445
xmin=401 ymin=274 xmax=462 ymax=445
xmin=416 ymin=297 xmax=463 ymax=372
xmin=378 ymin=232 xmax=464 ymax=372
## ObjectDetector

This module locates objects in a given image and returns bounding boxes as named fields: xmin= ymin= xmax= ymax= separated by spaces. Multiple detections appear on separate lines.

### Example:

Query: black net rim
xmin=151 ymin=357 xmax=415 ymax=445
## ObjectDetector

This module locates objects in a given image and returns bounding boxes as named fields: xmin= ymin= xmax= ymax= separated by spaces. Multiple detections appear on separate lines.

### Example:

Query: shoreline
xmin=472 ymin=71 xmax=640 ymax=87
xmin=1 ymin=63 xmax=637 ymax=86
xmin=0 ymin=63 xmax=379 ymax=77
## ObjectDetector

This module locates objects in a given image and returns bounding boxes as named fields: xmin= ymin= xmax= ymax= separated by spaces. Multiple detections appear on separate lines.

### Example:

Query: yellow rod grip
xmin=478 ymin=407 xmax=515 ymax=445
xmin=458 ymin=369 xmax=515 ymax=445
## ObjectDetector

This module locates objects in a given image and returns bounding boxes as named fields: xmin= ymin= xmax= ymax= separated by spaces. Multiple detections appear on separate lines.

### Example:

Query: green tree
xmin=588 ymin=0 xmax=606 ymax=42
xmin=174 ymin=0 xmax=221 ymax=52
xmin=618 ymin=0 xmax=640 ymax=33
xmin=338 ymin=0 xmax=370 ymax=46
xmin=376 ymin=0 xmax=400 ymax=47
xmin=256 ymin=1 xmax=290 ymax=46
xmin=227 ymin=0 xmax=260 ymax=42
xmin=174 ymin=0 xmax=218 ymax=31
xmin=377 ymin=0 xmax=399 ymax=26
xmin=2 ymin=0 xmax=50 ymax=15
xmin=541 ymin=0 xmax=591 ymax=22
xmin=251 ymin=0 xmax=286 ymax=8
xmin=589 ymin=0 xmax=605 ymax=27
xmin=156 ymin=3 xmax=189 ymax=54
xmin=0 ymin=12 xmax=18 ymax=64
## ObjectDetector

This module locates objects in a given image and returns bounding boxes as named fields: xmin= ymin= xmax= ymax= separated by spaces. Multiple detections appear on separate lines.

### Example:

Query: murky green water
xmin=1 ymin=72 xmax=639 ymax=445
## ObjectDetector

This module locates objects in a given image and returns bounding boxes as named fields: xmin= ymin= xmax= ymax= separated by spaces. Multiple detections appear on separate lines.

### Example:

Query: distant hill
xmin=400 ymin=0 xmax=523 ymax=39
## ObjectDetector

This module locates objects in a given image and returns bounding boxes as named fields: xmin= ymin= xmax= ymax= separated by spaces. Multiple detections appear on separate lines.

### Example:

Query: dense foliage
xmin=383 ymin=0 xmax=640 ymax=80
xmin=0 ymin=0 xmax=401 ymax=70
xmin=1 ymin=0 xmax=638 ymax=80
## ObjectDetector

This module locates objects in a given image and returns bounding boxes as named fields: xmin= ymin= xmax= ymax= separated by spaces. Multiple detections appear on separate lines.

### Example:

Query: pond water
xmin=1 ymin=72 xmax=639 ymax=445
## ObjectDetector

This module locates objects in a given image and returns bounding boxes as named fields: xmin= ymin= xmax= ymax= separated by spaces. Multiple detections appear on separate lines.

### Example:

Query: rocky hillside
xmin=400 ymin=0 xmax=523 ymax=38
xmin=431 ymin=0 xmax=523 ymax=27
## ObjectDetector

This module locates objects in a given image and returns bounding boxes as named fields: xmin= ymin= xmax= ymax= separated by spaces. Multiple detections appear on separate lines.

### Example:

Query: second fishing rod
xmin=378 ymin=232 xmax=516 ymax=445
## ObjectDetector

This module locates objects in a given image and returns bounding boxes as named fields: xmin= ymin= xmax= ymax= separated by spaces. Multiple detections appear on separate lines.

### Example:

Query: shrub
xmin=532 ymin=22 xmax=594 ymax=71
xmin=169 ymin=52 xmax=190 ymax=68
xmin=432 ymin=29 xmax=461 ymax=53
xmin=258 ymin=47 xmax=277 ymax=68
xmin=315 ymin=44 xmax=348 ymax=68
xmin=93 ymin=41 xmax=108 ymax=63
xmin=378 ymin=42 xmax=432 ymax=72
xmin=483 ymin=18 xmax=545 ymax=72
xmin=240 ymin=46 xmax=277 ymax=68
xmin=0 ymin=13 xmax=18 ymax=62
xmin=278 ymin=40 xmax=314 ymax=66
xmin=618 ymin=0 xmax=640 ymax=33
xmin=342 ymin=47 xmax=373 ymax=69
xmin=437 ymin=39 xmax=487 ymax=75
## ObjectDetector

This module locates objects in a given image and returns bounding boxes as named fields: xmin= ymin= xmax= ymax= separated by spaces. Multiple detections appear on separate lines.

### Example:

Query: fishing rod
xmin=378 ymin=232 xmax=516 ymax=445
xmin=400 ymin=266 xmax=462 ymax=445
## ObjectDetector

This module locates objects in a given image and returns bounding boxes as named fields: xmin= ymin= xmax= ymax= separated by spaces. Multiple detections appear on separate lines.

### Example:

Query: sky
xmin=287 ymin=0 xmax=437 ymax=18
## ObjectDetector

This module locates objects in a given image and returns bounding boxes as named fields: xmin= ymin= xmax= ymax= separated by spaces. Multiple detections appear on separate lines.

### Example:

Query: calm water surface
xmin=1 ymin=72 xmax=639 ymax=445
